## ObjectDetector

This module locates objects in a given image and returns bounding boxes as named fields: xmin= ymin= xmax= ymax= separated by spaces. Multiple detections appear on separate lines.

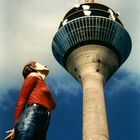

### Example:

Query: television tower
xmin=52 ymin=0 xmax=132 ymax=140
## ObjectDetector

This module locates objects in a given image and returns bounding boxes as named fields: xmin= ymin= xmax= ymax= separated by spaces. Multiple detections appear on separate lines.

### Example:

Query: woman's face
xmin=35 ymin=62 xmax=49 ymax=75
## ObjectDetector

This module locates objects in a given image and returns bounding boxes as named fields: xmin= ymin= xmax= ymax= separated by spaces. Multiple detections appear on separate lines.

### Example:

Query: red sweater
xmin=14 ymin=76 xmax=56 ymax=126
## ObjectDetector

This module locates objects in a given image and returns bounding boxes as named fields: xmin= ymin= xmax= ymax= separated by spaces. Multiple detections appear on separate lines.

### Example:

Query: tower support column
xmin=65 ymin=45 xmax=120 ymax=140
xmin=81 ymin=70 xmax=109 ymax=140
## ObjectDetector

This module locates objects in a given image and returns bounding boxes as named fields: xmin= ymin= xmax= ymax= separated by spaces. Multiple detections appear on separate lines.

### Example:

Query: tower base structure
xmin=66 ymin=45 xmax=119 ymax=140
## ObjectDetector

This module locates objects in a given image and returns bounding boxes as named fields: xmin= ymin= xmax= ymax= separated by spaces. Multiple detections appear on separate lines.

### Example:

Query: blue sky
xmin=0 ymin=0 xmax=140 ymax=140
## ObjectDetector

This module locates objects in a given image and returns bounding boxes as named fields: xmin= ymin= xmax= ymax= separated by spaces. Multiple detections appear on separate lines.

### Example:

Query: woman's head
xmin=22 ymin=61 xmax=49 ymax=79
xmin=22 ymin=61 xmax=36 ymax=79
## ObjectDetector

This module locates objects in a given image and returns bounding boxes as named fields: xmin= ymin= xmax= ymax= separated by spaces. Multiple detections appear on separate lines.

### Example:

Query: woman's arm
xmin=14 ymin=76 xmax=38 ymax=126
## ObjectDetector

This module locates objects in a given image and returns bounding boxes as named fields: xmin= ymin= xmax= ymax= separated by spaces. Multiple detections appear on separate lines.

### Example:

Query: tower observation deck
xmin=52 ymin=1 xmax=132 ymax=140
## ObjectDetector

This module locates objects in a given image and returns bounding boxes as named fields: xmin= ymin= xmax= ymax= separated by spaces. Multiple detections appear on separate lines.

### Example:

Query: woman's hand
xmin=4 ymin=129 xmax=15 ymax=140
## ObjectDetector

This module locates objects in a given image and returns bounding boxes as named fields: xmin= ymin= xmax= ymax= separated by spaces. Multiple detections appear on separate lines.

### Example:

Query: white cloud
xmin=105 ymin=70 xmax=140 ymax=98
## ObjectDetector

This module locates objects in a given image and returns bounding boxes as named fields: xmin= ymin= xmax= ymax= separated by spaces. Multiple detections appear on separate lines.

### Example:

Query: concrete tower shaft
xmin=66 ymin=45 xmax=119 ymax=139
xmin=66 ymin=45 xmax=119 ymax=82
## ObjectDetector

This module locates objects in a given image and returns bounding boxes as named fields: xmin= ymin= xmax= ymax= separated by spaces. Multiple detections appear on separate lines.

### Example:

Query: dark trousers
xmin=14 ymin=104 xmax=51 ymax=140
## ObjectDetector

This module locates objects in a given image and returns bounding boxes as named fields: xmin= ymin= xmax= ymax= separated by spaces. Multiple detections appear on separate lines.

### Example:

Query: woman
xmin=5 ymin=61 xmax=56 ymax=140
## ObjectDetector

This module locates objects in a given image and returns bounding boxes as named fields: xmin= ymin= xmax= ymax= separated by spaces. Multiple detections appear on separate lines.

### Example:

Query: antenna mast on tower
xmin=85 ymin=0 xmax=94 ymax=3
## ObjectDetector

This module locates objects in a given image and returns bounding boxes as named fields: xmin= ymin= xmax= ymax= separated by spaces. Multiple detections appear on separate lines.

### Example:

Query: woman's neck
xmin=36 ymin=72 xmax=46 ymax=80
xmin=28 ymin=72 xmax=46 ymax=80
